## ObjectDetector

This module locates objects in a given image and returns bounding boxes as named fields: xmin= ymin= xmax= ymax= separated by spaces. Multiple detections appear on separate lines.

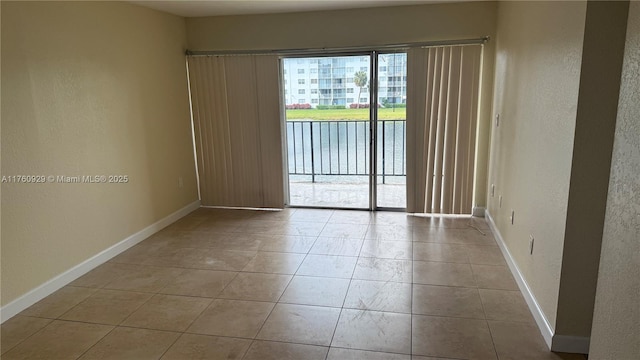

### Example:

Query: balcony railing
xmin=286 ymin=120 xmax=406 ymax=183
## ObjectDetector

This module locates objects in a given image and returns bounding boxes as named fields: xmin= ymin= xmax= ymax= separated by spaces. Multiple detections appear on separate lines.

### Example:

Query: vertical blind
xmin=406 ymin=45 xmax=483 ymax=214
xmin=187 ymin=55 xmax=284 ymax=208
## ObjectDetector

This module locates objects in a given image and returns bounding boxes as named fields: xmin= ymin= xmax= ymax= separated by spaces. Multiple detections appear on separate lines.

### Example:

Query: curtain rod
xmin=185 ymin=36 xmax=489 ymax=56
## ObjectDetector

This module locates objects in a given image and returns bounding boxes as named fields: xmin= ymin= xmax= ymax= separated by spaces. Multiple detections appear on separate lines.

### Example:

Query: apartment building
xmin=283 ymin=54 xmax=407 ymax=107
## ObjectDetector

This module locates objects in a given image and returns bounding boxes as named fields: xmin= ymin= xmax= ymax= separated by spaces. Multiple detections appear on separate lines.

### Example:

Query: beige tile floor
xmin=289 ymin=181 xmax=406 ymax=209
xmin=1 ymin=208 xmax=588 ymax=360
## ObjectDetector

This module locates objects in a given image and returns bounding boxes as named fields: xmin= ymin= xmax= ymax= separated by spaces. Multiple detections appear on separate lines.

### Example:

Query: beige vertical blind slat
xmin=465 ymin=46 xmax=482 ymax=212
xmin=453 ymin=47 xmax=471 ymax=213
xmin=431 ymin=47 xmax=450 ymax=213
xmin=187 ymin=55 xmax=284 ymax=208
xmin=407 ymin=44 xmax=483 ymax=214
xmin=442 ymin=46 xmax=463 ymax=213
xmin=424 ymin=48 xmax=440 ymax=213
xmin=406 ymin=49 xmax=427 ymax=213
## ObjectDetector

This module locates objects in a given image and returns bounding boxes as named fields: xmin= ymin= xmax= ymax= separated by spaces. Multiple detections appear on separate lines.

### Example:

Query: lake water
xmin=286 ymin=120 xmax=406 ymax=185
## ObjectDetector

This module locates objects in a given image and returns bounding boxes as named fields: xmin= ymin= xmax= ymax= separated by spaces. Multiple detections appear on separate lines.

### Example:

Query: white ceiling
xmin=130 ymin=0 xmax=453 ymax=18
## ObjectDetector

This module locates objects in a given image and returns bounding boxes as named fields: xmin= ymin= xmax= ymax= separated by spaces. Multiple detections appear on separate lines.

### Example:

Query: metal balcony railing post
xmin=301 ymin=122 xmax=306 ymax=174
xmin=393 ymin=121 xmax=397 ymax=176
xmin=382 ymin=121 xmax=386 ymax=184
xmin=292 ymin=122 xmax=297 ymax=173
xmin=310 ymin=122 xmax=316 ymax=183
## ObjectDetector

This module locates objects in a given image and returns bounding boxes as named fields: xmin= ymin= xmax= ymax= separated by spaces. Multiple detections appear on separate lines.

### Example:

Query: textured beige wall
xmin=555 ymin=0 xmax=629 ymax=339
xmin=589 ymin=1 xmax=640 ymax=358
xmin=1 ymin=1 xmax=198 ymax=305
xmin=187 ymin=1 xmax=497 ymax=210
xmin=487 ymin=0 xmax=586 ymax=328
xmin=186 ymin=2 xmax=496 ymax=51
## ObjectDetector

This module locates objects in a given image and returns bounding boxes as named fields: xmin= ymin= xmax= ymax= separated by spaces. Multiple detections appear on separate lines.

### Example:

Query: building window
xmin=360 ymin=97 xmax=367 ymax=102
xmin=346 ymin=67 xmax=354 ymax=72
xmin=347 ymin=77 xmax=354 ymax=83
xmin=297 ymin=69 xmax=305 ymax=74
xmin=360 ymin=67 xmax=367 ymax=71
xmin=298 ymin=79 xmax=305 ymax=84
xmin=347 ymin=88 xmax=354 ymax=93
xmin=310 ymin=68 xmax=318 ymax=74
xmin=347 ymin=98 xmax=354 ymax=103
xmin=311 ymin=89 xmax=318 ymax=94
xmin=379 ymin=66 xmax=387 ymax=72
xmin=298 ymin=99 xmax=306 ymax=103
xmin=310 ymin=78 xmax=318 ymax=84
xmin=298 ymin=89 xmax=305 ymax=94
xmin=311 ymin=99 xmax=319 ymax=103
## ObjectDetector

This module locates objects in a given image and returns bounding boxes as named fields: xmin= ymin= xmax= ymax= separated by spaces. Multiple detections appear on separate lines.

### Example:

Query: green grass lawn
xmin=286 ymin=108 xmax=406 ymax=121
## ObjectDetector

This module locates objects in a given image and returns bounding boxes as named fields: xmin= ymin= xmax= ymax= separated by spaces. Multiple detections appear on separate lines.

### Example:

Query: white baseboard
xmin=0 ymin=200 xmax=201 ymax=323
xmin=552 ymin=335 xmax=590 ymax=354
xmin=201 ymin=205 xmax=283 ymax=211
xmin=472 ymin=206 xmax=486 ymax=217
xmin=485 ymin=210 xmax=591 ymax=354
xmin=485 ymin=210 xmax=555 ymax=349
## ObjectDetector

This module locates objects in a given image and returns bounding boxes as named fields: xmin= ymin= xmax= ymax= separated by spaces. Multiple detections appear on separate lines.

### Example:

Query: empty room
xmin=1 ymin=1 xmax=638 ymax=359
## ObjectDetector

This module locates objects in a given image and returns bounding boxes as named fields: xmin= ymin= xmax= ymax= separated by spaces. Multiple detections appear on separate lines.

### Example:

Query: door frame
xmin=280 ymin=51 xmax=406 ymax=211
xmin=374 ymin=50 xmax=408 ymax=212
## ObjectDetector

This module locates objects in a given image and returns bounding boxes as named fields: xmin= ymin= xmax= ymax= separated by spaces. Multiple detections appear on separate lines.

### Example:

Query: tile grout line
xmin=477 ymin=282 xmax=501 ymax=359
xmin=75 ymin=268 xmax=188 ymax=359
xmin=156 ymin=331 xmax=184 ymax=359
xmin=323 ymin=219 xmax=369 ymax=359
xmin=0 ymin=317 xmax=55 ymax=356
xmin=250 ymin=221 xmax=324 ymax=344
xmin=167 ymin=210 xmax=303 ymax=359
xmin=72 ymin=321 xmax=119 ymax=360
xmin=410 ymin=221 xmax=415 ymax=357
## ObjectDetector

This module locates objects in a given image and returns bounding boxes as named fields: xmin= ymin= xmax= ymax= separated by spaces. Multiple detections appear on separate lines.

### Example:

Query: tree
xmin=353 ymin=71 xmax=368 ymax=108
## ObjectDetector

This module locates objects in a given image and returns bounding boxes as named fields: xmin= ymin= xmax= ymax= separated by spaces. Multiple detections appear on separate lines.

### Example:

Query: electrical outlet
xmin=529 ymin=235 xmax=535 ymax=254
xmin=495 ymin=114 xmax=500 ymax=127
xmin=510 ymin=210 xmax=515 ymax=225
xmin=499 ymin=195 xmax=503 ymax=208
xmin=491 ymin=184 xmax=495 ymax=197
xmin=178 ymin=177 xmax=184 ymax=188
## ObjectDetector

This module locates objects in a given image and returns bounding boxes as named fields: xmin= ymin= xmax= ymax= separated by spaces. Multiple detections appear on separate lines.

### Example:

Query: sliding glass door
xmin=282 ymin=52 xmax=407 ymax=210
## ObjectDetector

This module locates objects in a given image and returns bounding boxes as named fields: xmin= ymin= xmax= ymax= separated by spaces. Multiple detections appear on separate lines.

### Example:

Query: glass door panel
xmin=375 ymin=52 xmax=407 ymax=209
xmin=283 ymin=55 xmax=371 ymax=209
